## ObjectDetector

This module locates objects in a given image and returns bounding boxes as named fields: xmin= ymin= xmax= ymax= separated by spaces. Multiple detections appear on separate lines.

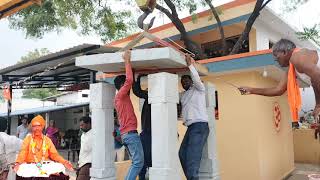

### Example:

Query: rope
xmin=166 ymin=37 xmax=196 ymax=57
xmin=156 ymin=7 xmax=196 ymax=57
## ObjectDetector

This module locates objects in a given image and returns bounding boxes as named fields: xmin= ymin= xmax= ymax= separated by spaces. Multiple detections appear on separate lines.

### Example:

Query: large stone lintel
xmin=76 ymin=47 xmax=208 ymax=75
xmin=77 ymin=47 xmax=186 ymax=72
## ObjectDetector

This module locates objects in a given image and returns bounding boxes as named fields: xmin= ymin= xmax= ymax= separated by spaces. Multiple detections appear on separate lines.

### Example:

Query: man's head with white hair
xmin=272 ymin=39 xmax=296 ymax=67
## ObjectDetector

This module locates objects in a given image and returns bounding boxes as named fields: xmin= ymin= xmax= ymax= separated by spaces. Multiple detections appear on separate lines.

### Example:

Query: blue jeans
xmin=179 ymin=122 xmax=209 ymax=180
xmin=139 ymin=130 xmax=152 ymax=180
xmin=122 ymin=132 xmax=144 ymax=180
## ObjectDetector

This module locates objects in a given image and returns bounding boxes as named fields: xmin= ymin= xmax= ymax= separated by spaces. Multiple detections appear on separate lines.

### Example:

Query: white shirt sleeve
xmin=189 ymin=64 xmax=205 ymax=91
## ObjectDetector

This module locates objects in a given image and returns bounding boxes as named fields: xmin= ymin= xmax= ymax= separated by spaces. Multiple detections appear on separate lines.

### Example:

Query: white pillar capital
xmin=90 ymin=83 xmax=115 ymax=109
xmin=148 ymin=72 xmax=179 ymax=104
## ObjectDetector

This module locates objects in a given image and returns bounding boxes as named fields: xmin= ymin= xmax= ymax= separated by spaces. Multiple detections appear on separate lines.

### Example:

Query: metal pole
xmin=7 ymin=84 xmax=12 ymax=134
xmin=90 ymin=71 xmax=96 ymax=84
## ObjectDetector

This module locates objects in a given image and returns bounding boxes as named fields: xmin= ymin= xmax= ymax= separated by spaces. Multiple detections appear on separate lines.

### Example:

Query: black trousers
xmin=76 ymin=163 xmax=91 ymax=180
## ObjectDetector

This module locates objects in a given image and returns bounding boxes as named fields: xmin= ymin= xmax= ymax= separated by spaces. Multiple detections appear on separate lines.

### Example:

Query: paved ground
xmin=58 ymin=149 xmax=77 ymax=180
xmin=65 ymin=163 xmax=320 ymax=180
xmin=287 ymin=163 xmax=320 ymax=180
xmin=59 ymin=148 xmax=320 ymax=180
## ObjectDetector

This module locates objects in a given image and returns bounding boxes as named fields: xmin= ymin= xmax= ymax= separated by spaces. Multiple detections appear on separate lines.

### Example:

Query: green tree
xmin=18 ymin=48 xmax=50 ymax=63
xmin=22 ymin=88 xmax=58 ymax=99
xmin=8 ymin=0 xmax=135 ymax=43
xmin=284 ymin=0 xmax=309 ymax=12
xmin=296 ymin=25 xmax=320 ymax=46
xmin=19 ymin=48 xmax=59 ymax=99
xmin=9 ymin=0 xmax=274 ymax=58
xmin=283 ymin=0 xmax=319 ymax=45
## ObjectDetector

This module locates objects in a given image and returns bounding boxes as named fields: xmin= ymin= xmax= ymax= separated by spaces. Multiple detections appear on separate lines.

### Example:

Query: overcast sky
xmin=0 ymin=0 xmax=319 ymax=69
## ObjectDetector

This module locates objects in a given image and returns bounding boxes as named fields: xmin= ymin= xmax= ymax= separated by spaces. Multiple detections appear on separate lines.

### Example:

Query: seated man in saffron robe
xmin=14 ymin=115 xmax=73 ymax=179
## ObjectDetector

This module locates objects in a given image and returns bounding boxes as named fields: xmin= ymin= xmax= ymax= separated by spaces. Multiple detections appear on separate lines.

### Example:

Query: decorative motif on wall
xmin=273 ymin=102 xmax=281 ymax=132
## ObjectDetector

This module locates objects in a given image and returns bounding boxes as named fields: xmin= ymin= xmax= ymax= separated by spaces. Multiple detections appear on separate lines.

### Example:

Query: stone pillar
xmin=90 ymin=83 xmax=116 ymax=180
xmin=148 ymin=72 xmax=180 ymax=180
xmin=199 ymin=82 xmax=220 ymax=180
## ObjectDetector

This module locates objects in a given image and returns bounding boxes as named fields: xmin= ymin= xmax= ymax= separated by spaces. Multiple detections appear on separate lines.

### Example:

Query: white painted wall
xmin=56 ymin=93 xmax=79 ymax=105
xmin=0 ymin=99 xmax=54 ymax=114
xmin=253 ymin=21 xmax=282 ymax=51
xmin=255 ymin=8 xmax=319 ymax=51
xmin=56 ymin=90 xmax=89 ymax=106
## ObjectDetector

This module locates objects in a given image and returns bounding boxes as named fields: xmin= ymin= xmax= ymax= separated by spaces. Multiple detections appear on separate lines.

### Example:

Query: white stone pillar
xmin=254 ymin=22 xmax=271 ymax=51
xmin=90 ymin=83 xmax=116 ymax=180
xmin=199 ymin=82 xmax=220 ymax=180
xmin=148 ymin=72 xmax=180 ymax=180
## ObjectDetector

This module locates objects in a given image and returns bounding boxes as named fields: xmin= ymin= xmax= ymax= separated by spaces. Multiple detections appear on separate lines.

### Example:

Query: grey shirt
xmin=16 ymin=124 xmax=29 ymax=139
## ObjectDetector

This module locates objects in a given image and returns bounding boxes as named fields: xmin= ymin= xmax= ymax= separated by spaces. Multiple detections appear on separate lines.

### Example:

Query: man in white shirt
xmin=16 ymin=118 xmax=29 ymax=139
xmin=77 ymin=116 xmax=92 ymax=180
xmin=179 ymin=55 xmax=210 ymax=180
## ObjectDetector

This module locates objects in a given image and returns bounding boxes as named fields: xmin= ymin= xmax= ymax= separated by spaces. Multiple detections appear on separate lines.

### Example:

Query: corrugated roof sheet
xmin=0 ymin=102 xmax=88 ymax=117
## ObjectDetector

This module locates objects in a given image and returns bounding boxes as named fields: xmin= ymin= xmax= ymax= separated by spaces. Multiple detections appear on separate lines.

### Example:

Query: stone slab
xmin=76 ymin=47 xmax=208 ymax=75
xmin=76 ymin=47 xmax=185 ymax=72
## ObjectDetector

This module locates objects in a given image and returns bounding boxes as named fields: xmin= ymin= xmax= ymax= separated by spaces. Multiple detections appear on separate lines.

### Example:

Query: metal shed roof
xmin=0 ymin=102 xmax=89 ymax=117
xmin=0 ymin=44 xmax=119 ymax=89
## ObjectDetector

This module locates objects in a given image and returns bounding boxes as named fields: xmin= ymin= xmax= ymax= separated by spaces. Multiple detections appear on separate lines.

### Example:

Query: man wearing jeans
xmin=132 ymin=74 xmax=152 ymax=180
xmin=114 ymin=50 xmax=144 ymax=180
xmin=179 ymin=54 xmax=210 ymax=180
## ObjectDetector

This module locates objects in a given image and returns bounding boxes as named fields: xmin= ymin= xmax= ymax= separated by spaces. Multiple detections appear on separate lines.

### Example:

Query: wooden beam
xmin=0 ymin=0 xmax=41 ymax=19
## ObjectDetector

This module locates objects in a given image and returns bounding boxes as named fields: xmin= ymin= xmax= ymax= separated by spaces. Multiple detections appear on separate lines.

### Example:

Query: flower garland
xmin=30 ymin=135 xmax=49 ymax=175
